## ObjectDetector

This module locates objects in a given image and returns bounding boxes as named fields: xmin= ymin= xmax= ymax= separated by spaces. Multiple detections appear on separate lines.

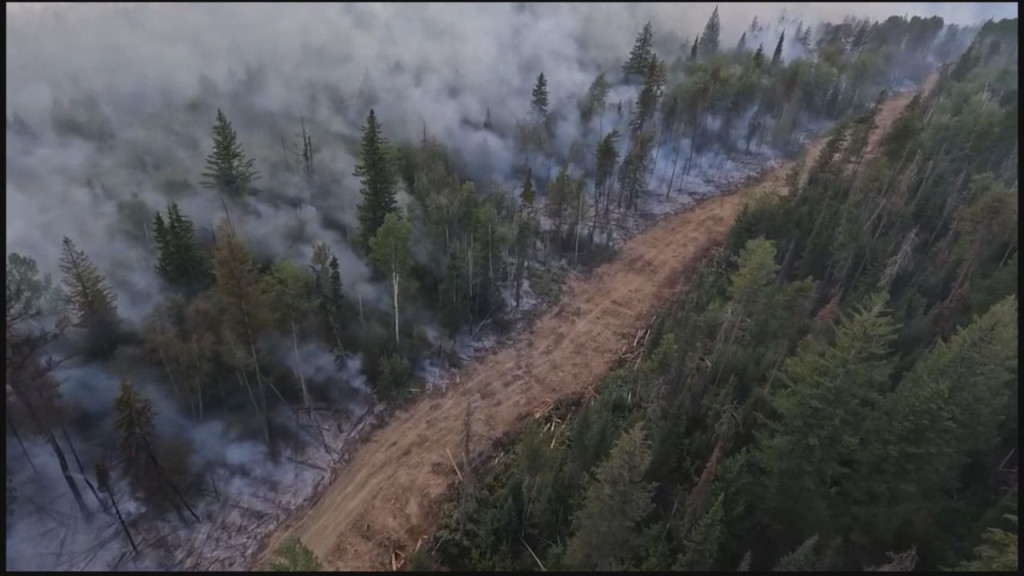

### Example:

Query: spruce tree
xmin=201 ymin=109 xmax=259 ymax=197
xmin=771 ymin=31 xmax=785 ymax=66
xmin=753 ymin=44 xmax=766 ymax=68
xmin=59 ymin=237 xmax=117 ymax=330
xmin=849 ymin=297 xmax=1018 ymax=552
xmin=113 ymin=378 xmax=157 ymax=494
xmin=676 ymin=494 xmax=726 ymax=571
xmin=565 ymin=424 xmax=655 ymax=570
xmin=630 ymin=55 xmax=665 ymax=137
xmin=354 ymin=109 xmax=398 ymax=253
xmin=153 ymin=202 xmax=209 ymax=293
xmin=773 ymin=534 xmax=820 ymax=571
xmin=580 ymin=73 xmax=611 ymax=129
xmin=691 ymin=36 xmax=700 ymax=61
xmin=623 ymin=22 xmax=655 ymax=82
xmin=737 ymin=32 xmax=748 ymax=53
xmin=757 ymin=292 xmax=898 ymax=545
xmin=531 ymin=73 xmax=549 ymax=122
xmin=698 ymin=6 xmax=721 ymax=56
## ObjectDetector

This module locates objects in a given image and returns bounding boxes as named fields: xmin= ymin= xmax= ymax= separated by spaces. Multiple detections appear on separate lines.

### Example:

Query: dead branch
xmin=445 ymin=448 xmax=464 ymax=482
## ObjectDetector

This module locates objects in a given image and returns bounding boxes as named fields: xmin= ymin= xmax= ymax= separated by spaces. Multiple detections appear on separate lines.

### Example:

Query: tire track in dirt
xmin=252 ymin=79 xmax=932 ymax=571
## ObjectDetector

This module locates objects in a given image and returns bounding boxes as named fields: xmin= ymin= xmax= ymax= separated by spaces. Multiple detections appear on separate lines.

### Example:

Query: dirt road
xmin=253 ymin=80 xmax=931 ymax=571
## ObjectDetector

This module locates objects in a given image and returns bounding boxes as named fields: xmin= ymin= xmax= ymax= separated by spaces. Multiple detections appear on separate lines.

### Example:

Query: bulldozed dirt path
xmin=253 ymin=79 xmax=932 ymax=571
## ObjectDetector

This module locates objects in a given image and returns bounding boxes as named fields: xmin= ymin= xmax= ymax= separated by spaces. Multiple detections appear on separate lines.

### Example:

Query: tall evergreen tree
xmin=676 ymin=494 xmax=726 ymax=571
xmin=691 ymin=36 xmax=700 ymax=61
xmin=753 ymin=44 xmax=766 ymax=68
xmin=531 ymin=73 xmax=550 ymax=122
xmin=699 ymin=6 xmax=721 ymax=56
xmin=113 ymin=378 xmax=155 ymax=489
xmin=630 ymin=55 xmax=666 ymax=137
xmin=565 ymin=424 xmax=655 ymax=570
xmin=771 ymin=31 xmax=786 ymax=66
xmin=618 ymin=131 xmax=653 ymax=211
xmin=152 ymin=202 xmax=209 ymax=293
xmin=59 ymin=238 xmax=120 ymax=358
xmin=579 ymin=73 xmax=611 ymax=131
xmin=849 ymin=297 xmax=1018 ymax=554
xmin=736 ymin=32 xmax=748 ymax=53
xmin=201 ymin=109 xmax=259 ymax=197
xmin=623 ymin=22 xmax=655 ymax=82
xmin=354 ymin=109 xmax=398 ymax=253
xmin=757 ymin=291 xmax=898 ymax=546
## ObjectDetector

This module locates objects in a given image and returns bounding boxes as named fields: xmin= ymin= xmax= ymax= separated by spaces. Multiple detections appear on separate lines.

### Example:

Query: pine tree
xmin=618 ymin=131 xmax=653 ymax=211
xmin=565 ymin=424 xmax=655 ymax=570
xmin=630 ymin=55 xmax=665 ymax=137
xmin=369 ymin=212 xmax=413 ymax=348
xmin=737 ymin=32 xmax=748 ymax=53
xmin=623 ymin=22 xmax=655 ymax=82
xmin=753 ymin=44 xmax=766 ymax=68
xmin=757 ymin=291 xmax=898 ymax=544
xmin=579 ymin=73 xmax=611 ymax=129
xmin=690 ymin=36 xmax=700 ymax=61
xmin=152 ymin=202 xmax=209 ymax=293
xmin=771 ymin=31 xmax=785 ymax=66
xmin=354 ymin=109 xmax=398 ymax=254
xmin=698 ymin=6 xmax=721 ymax=56
xmin=676 ymin=494 xmax=726 ymax=571
xmin=773 ymin=534 xmax=820 ymax=571
xmin=531 ymin=73 xmax=549 ymax=122
xmin=59 ymin=237 xmax=118 ymax=360
xmin=113 ymin=378 xmax=155 ymax=486
xmin=850 ymin=298 xmax=1018 ymax=551
xmin=200 ymin=109 xmax=259 ymax=197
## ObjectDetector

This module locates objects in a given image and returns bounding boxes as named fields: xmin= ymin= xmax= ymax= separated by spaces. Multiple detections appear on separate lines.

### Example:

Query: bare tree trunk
xmin=61 ymin=426 xmax=109 ymax=515
xmin=667 ymin=137 xmax=681 ymax=200
xmin=48 ymin=432 xmax=92 ymax=520
xmin=573 ymin=184 xmax=584 ymax=266
xmin=9 ymin=419 xmax=37 ymax=474
xmin=392 ymin=268 xmax=401 ymax=348
xmin=291 ymin=319 xmax=310 ymax=411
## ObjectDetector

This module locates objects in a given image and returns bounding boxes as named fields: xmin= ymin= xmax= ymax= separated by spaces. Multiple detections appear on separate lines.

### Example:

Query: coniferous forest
xmin=428 ymin=17 xmax=1019 ymax=573
xmin=5 ymin=4 xmax=1017 ymax=572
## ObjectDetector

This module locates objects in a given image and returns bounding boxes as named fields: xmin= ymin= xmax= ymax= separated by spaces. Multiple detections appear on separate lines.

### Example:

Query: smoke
xmin=6 ymin=2 xmax=1013 ymax=571
xmin=6 ymin=3 xmax=1013 ymax=299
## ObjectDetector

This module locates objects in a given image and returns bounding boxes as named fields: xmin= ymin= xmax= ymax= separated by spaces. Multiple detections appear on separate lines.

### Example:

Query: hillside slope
xmin=254 ymin=79 xmax=933 ymax=571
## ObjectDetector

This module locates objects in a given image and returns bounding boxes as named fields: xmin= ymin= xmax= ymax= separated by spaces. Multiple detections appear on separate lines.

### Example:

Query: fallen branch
xmin=286 ymin=456 xmax=329 ymax=473
xmin=521 ymin=537 xmax=547 ymax=571
xmin=445 ymin=448 xmax=464 ymax=482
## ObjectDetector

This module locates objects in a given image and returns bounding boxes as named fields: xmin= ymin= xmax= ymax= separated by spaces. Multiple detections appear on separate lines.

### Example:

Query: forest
xmin=5 ymin=3 xmax=1016 ymax=572
xmin=425 ymin=16 xmax=1019 ymax=573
